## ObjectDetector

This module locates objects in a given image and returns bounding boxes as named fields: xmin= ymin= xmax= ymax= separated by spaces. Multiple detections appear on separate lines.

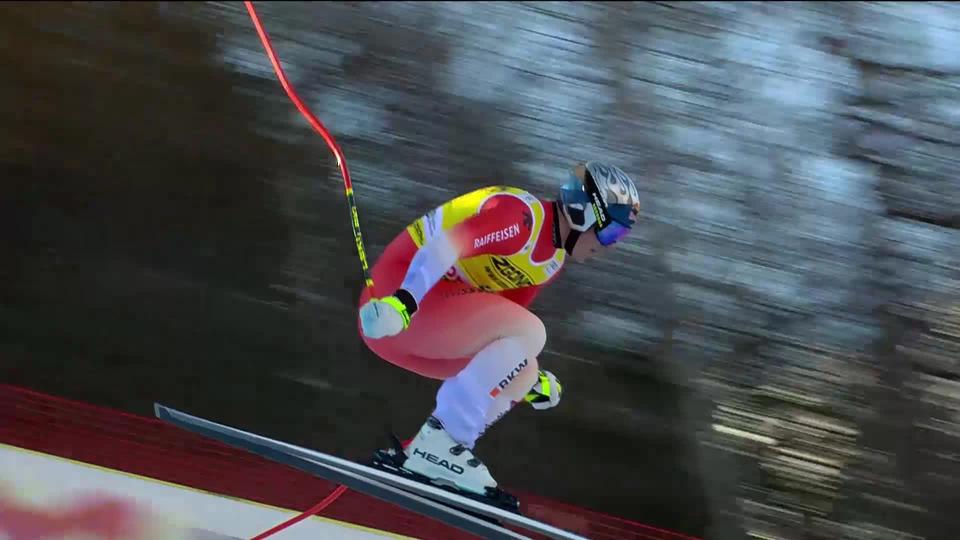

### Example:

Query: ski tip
xmin=153 ymin=402 xmax=169 ymax=421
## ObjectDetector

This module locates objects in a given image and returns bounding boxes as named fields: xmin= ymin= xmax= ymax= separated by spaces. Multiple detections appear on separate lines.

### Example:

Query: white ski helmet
xmin=559 ymin=161 xmax=640 ymax=253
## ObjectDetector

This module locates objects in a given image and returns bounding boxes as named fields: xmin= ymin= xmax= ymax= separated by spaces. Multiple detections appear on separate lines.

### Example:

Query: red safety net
xmin=0 ymin=384 xmax=698 ymax=540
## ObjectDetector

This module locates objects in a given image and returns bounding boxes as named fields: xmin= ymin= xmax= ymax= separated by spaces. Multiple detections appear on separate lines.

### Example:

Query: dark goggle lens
xmin=595 ymin=220 xmax=631 ymax=246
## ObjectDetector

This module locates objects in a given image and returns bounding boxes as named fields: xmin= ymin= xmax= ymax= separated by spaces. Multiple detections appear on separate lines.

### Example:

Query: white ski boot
xmin=370 ymin=416 xmax=521 ymax=513
xmin=402 ymin=416 xmax=497 ymax=496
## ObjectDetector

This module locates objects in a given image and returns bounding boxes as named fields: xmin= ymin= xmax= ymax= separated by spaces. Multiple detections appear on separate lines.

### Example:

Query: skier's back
xmin=358 ymin=161 xmax=640 ymax=501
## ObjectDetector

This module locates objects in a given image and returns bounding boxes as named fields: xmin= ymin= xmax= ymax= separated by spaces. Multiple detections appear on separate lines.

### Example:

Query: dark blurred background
xmin=3 ymin=2 xmax=960 ymax=538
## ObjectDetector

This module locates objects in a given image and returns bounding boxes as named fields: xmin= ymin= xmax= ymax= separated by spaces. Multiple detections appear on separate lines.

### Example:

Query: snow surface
xmin=0 ymin=444 xmax=403 ymax=540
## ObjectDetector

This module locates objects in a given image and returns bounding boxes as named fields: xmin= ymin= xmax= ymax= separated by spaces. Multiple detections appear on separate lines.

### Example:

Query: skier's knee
xmin=515 ymin=313 xmax=546 ymax=360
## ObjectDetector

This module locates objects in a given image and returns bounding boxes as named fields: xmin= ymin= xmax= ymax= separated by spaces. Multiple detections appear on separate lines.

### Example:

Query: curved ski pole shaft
xmin=243 ymin=1 xmax=374 ymax=291
xmin=250 ymin=485 xmax=347 ymax=540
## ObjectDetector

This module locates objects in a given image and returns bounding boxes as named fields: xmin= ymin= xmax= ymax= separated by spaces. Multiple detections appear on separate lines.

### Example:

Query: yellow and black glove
xmin=359 ymin=289 xmax=418 ymax=339
xmin=525 ymin=370 xmax=562 ymax=410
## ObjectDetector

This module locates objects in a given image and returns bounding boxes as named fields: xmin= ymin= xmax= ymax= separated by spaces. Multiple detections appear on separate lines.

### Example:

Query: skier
xmin=358 ymin=161 xmax=640 ymax=502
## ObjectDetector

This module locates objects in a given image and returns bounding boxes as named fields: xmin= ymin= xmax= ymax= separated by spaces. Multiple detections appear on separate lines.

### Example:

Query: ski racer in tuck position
xmin=358 ymin=161 xmax=640 ymax=505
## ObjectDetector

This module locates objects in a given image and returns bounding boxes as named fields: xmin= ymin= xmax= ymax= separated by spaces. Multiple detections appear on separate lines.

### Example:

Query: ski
xmin=154 ymin=404 xmax=587 ymax=540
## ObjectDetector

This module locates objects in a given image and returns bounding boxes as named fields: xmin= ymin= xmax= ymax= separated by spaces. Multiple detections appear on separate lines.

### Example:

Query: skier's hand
xmin=525 ymin=370 xmax=562 ymax=410
xmin=359 ymin=289 xmax=417 ymax=339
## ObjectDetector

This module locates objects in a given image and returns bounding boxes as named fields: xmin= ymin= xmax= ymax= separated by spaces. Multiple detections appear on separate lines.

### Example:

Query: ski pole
xmin=241 ymin=3 xmax=359 ymax=535
xmin=249 ymin=485 xmax=348 ymax=540
xmin=244 ymin=1 xmax=375 ymax=291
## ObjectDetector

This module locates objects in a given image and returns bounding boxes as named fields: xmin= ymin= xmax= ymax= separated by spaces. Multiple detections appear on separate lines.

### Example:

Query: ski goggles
xmin=560 ymin=171 xmax=634 ymax=246
xmin=594 ymin=213 xmax=632 ymax=246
